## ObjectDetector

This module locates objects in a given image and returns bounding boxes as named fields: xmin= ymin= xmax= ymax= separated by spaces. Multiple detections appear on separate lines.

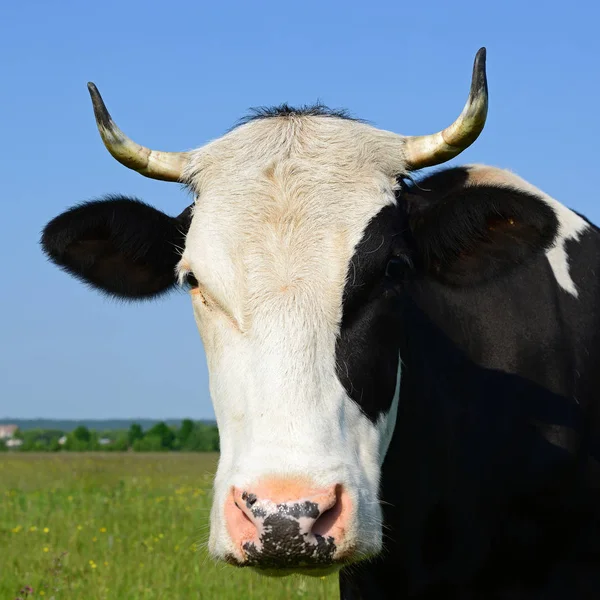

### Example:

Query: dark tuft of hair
xmin=232 ymin=102 xmax=361 ymax=129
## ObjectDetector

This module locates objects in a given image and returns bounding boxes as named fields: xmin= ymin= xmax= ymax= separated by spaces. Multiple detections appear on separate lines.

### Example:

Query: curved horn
xmin=403 ymin=48 xmax=488 ymax=170
xmin=87 ymin=83 xmax=188 ymax=182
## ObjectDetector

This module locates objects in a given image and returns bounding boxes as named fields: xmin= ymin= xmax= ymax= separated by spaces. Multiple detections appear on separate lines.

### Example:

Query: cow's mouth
xmin=224 ymin=553 xmax=342 ymax=572
xmin=251 ymin=564 xmax=342 ymax=578
xmin=223 ymin=551 xmax=364 ymax=578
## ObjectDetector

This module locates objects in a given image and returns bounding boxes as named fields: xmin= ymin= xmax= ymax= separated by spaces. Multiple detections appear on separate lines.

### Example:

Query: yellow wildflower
xmin=43 ymin=527 xmax=49 ymax=533
xmin=100 ymin=527 xmax=107 ymax=533
xmin=43 ymin=547 xmax=49 ymax=552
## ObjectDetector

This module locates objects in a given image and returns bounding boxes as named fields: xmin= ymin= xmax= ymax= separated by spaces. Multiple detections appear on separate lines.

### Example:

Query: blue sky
xmin=2 ymin=0 xmax=599 ymax=419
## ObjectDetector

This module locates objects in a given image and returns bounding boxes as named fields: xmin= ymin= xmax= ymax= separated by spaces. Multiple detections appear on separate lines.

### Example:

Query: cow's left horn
xmin=403 ymin=48 xmax=488 ymax=170
xmin=87 ymin=83 xmax=189 ymax=182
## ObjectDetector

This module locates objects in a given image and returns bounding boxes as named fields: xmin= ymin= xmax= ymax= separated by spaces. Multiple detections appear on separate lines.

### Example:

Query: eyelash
xmin=182 ymin=272 xmax=213 ymax=310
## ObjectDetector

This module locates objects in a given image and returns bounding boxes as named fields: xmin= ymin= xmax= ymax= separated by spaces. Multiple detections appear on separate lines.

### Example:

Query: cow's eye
xmin=185 ymin=273 xmax=199 ymax=289
xmin=385 ymin=255 xmax=411 ymax=280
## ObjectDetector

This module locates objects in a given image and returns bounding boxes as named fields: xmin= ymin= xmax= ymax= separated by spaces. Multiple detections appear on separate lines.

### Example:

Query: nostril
xmin=227 ymin=482 xmax=354 ymax=566
xmin=313 ymin=502 xmax=342 ymax=537
xmin=312 ymin=485 xmax=344 ymax=538
xmin=226 ymin=490 xmax=263 ymax=562
xmin=240 ymin=509 xmax=253 ymax=525
xmin=234 ymin=500 xmax=254 ymax=523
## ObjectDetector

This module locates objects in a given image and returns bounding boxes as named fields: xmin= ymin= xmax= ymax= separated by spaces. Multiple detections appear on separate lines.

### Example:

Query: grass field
xmin=1 ymin=453 xmax=339 ymax=599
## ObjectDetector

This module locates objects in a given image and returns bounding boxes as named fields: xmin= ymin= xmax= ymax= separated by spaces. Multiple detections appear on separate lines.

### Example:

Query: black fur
xmin=405 ymin=169 xmax=558 ymax=287
xmin=40 ymin=165 xmax=600 ymax=598
xmin=234 ymin=102 xmax=359 ymax=129
xmin=40 ymin=196 xmax=193 ymax=300
xmin=335 ymin=205 xmax=408 ymax=422
xmin=335 ymin=167 xmax=600 ymax=598
xmin=339 ymin=266 xmax=600 ymax=598
xmin=335 ymin=167 xmax=559 ymax=423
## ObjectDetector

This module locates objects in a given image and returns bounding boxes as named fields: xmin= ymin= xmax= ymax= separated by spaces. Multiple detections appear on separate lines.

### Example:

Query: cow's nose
xmin=225 ymin=480 xmax=350 ymax=567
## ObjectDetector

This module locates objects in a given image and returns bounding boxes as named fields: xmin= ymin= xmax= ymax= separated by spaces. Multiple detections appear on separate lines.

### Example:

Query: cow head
xmin=41 ymin=49 xmax=557 ymax=575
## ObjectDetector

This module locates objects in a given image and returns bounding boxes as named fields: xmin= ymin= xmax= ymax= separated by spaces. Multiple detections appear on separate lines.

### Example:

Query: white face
xmin=178 ymin=115 xmax=406 ymax=571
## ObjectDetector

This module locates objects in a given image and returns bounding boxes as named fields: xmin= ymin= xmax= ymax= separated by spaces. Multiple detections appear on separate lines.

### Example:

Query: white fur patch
xmin=178 ymin=114 xmax=407 ymax=563
xmin=377 ymin=357 xmax=402 ymax=460
xmin=543 ymin=202 xmax=589 ymax=298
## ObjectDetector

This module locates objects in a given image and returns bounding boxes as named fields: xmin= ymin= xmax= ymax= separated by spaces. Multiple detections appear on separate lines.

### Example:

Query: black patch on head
xmin=233 ymin=102 xmax=360 ymax=129
xmin=336 ymin=203 xmax=410 ymax=424
xmin=335 ymin=166 xmax=561 ymax=424
xmin=41 ymin=196 xmax=194 ymax=300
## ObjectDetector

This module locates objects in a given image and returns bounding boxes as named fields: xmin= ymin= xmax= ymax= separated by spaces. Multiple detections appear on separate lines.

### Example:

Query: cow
xmin=41 ymin=48 xmax=600 ymax=598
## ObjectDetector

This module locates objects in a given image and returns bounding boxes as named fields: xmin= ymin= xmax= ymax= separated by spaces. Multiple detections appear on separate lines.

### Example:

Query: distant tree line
xmin=4 ymin=418 xmax=190 ymax=432
xmin=1 ymin=419 xmax=219 ymax=452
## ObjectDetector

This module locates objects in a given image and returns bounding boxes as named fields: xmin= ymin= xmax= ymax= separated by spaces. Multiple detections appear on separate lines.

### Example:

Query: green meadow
xmin=1 ymin=453 xmax=338 ymax=599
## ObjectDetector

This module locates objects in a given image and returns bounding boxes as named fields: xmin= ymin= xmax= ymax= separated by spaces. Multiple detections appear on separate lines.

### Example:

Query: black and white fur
xmin=41 ymin=107 xmax=600 ymax=599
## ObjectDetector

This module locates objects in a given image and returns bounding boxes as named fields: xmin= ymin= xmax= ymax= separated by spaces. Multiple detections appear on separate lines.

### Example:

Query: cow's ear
xmin=41 ymin=196 xmax=193 ymax=300
xmin=405 ymin=167 xmax=559 ymax=286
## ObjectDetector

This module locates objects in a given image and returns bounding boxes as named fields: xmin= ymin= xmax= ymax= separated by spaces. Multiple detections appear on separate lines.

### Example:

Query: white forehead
xmin=186 ymin=113 xmax=406 ymax=179
xmin=179 ymin=115 xmax=405 ymax=330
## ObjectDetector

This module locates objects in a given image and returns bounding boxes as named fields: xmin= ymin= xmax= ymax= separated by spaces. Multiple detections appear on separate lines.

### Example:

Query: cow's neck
xmin=339 ymin=248 xmax=600 ymax=599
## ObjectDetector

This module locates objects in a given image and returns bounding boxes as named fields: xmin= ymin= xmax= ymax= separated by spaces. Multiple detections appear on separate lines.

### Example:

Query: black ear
xmin=41 ymin=196 xmax=194 ymax=300
xmin=405 ymin=167 xmax=559 ymax=286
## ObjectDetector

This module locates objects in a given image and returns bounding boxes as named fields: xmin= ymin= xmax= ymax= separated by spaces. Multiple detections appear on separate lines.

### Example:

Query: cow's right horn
xmin=87 ymin=83 xmax=189 ymax=182
xmin=402 ymin=48 xmax=489 ymax=170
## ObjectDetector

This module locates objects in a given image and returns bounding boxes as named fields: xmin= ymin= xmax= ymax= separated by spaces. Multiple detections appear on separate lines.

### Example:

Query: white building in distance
xmin=0 ymin=424 xmax=18 ymax=439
